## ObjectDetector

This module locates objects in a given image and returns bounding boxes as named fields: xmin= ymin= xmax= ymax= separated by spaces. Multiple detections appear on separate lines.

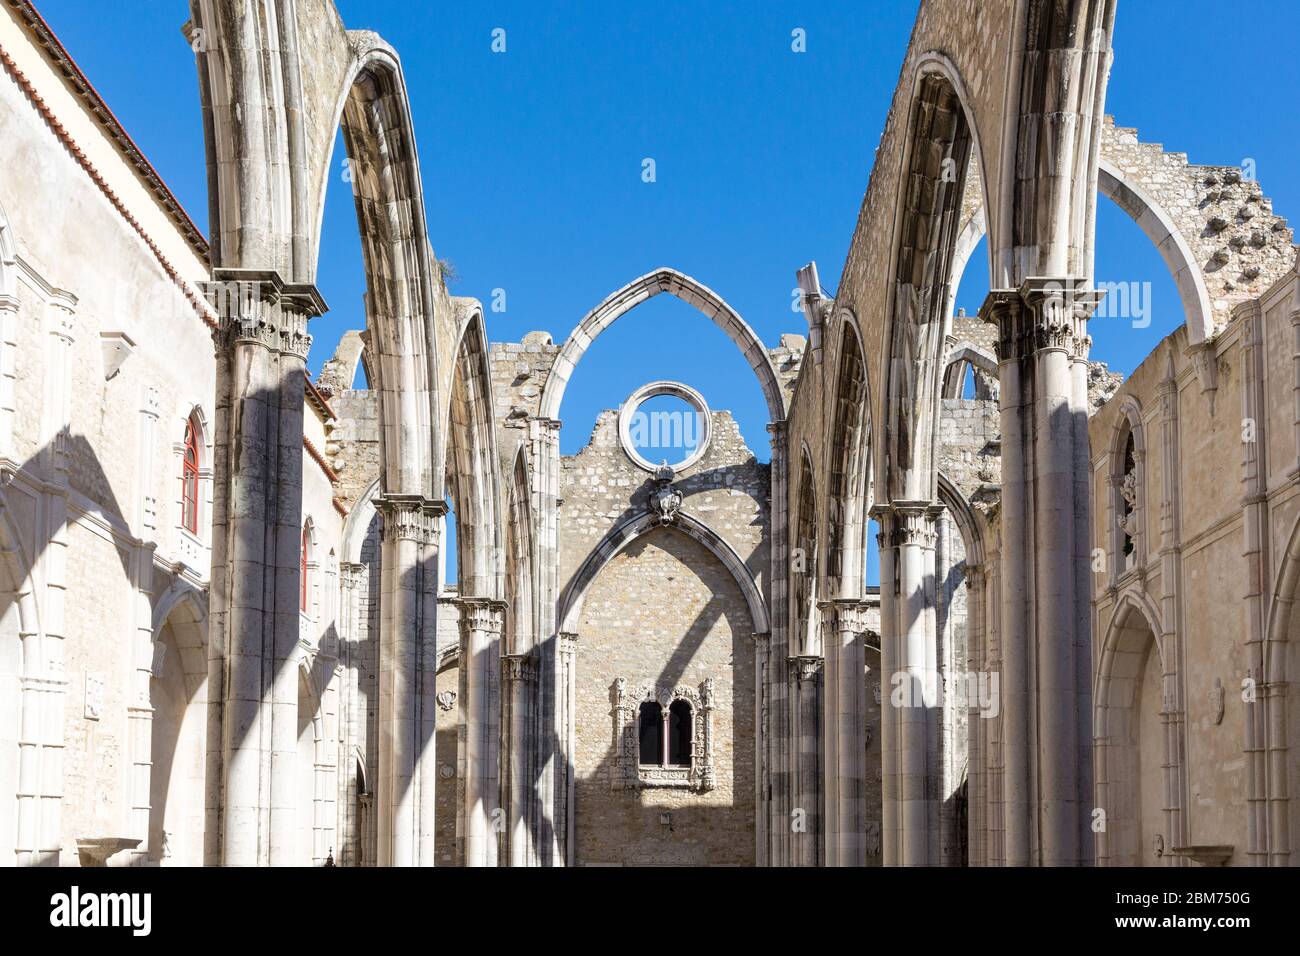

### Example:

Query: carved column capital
xmin=376 ymin=494 xmax=444 ymax=545
xmin=501 ymin=652 xmax=536 ymax=684
xmin=979 ymin=277 xmax=1104 ymax=361
xmin=203 ymin=269 xmax=326 ymax=360
xmin=831 ymin=598 xmax=872 ymax=635
xmin=458 ymin=597 xmax=507 ymax=636
xmin=875 ymin=501 xmax=941 ymax=550
xmin=788 ymin=654 xmax=824 ymax=683
xmin=558 ymin=631 xmax=578 ymax=657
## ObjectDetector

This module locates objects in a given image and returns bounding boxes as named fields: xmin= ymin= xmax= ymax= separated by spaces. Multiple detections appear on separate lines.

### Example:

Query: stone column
xmin=530 ymin=417 xmax=563 ymax=865
xmin=831 ymin=599 xmax=869 ymax=865
xmin=375 ymin=494 xmax=442 ymax=867
xmin=788 ymin=654 xmax=823 ymax=867
xmin=458 ymin=597 xmax=505 ymax=867
xmin=1155 ymin=371 xmax=1188 ymax=863
xmin=558 ymin=631 xmax=578 ymax=865
xmin=818 ymin=601 xmax=839 ymax=866
xmin=766 ymin=421 xmax=791 ymax=866
xmin=202 ymin=271 xmax=322 ymax=866
xmin=964 ymin=565 xmax=986 ymax=867
xmin=877 ymin=503 xmax=941 ymax=867
xmin=752 ymin=631 xmax=770 ymax=866
xmin=980 ymin=277 xmax=1102 ymax=866
xmin=501 ymin=651 xmax=536 ymax=867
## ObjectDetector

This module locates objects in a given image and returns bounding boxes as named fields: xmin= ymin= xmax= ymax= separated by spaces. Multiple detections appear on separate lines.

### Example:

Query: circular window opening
xmin=618 ymin=381 xmax=712 ymax=473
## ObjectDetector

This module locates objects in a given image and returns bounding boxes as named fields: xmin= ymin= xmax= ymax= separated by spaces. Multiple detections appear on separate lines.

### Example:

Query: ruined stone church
xmin=0 ymin=0 xmax=1296 ymax=867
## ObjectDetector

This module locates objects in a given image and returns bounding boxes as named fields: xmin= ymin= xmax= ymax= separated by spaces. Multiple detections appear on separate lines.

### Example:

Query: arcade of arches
xmin=0 ymin=0 xmax=1297 ymax=867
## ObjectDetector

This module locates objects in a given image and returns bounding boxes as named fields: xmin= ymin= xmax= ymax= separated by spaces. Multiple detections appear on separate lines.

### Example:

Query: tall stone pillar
xmin=374 ymin=494 xmax=443 ymax=867
xmin=203 ymin=270 xmax=323 ymax=866
xmin=458 ymin=597 xmax=505 ymax=867
xmin=788 ymin=654 xmax=823 ymax=866
xmin=501 ymin=651 xmax=537 ymax=867
xmin=530 ymin=416 xmax=564 ymax=865
xmin=980 ymin=277 xmax=1102 ymax=866
xmin=765 ymin=421 xmax=790 ymax=866
xmin=877 ymin=503 xmax=941 ymax=866
xmin=827 ymin=599 xmax=869 ymax=865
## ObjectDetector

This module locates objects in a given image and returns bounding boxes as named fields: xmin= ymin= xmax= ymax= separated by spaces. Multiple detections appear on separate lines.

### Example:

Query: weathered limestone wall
xmin=1090 ymin=267 xmax=1300 ymax=865
xmin=573 ymin=528 xmax=755 ymax=865
xmin=559 ymin=409 xmax=766 ymax=865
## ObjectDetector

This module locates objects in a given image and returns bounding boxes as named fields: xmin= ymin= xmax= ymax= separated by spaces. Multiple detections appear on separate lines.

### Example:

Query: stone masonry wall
xmin=560 ymin=407 xmax=767 ymax=865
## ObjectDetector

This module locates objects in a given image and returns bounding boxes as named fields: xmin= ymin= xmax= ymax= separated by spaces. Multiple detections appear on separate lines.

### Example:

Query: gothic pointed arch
xmin=1093 ymin=588 xmax=1171 ymax=866
xmin=441 ymin=305 xmax=502 ymax=600
xmin=825 ymin=314 xmax=872 ymax=597
xmin=504 ymin=446 xmax=536 ymax=655
xmin=878 ymin=54 xmax=993 ymax=505
xmin=539 ymin=268 xmax=786 ymax=425
xmin=792 ymin=444 xmax=820 ymax=656
xmin=558 ymin=511 xmax=769 ymax=637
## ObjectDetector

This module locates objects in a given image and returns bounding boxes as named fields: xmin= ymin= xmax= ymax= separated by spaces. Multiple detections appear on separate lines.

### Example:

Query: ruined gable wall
xmin=559 ymin=409 xmax=766 ymax=865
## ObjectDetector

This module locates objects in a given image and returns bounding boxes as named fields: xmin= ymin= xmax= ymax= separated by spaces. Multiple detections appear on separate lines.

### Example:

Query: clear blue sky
xmin=29 ymin=0 xmax=1300 ymax=582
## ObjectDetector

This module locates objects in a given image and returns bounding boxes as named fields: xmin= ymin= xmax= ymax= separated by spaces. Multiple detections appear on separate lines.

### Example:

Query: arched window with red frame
xmin=300 ymin=523 xmax=311 ymax=613
xmin=181 ymin=417 xmax=200 ymax=534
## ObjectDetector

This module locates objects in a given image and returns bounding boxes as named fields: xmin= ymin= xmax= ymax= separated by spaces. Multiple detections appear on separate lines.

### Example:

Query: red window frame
xmin=181 ymin=418 xmax=200 ymax=534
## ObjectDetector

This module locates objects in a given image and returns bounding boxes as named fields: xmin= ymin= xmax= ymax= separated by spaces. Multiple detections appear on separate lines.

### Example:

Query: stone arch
xmin=825 ymin=314 xmax=872 ymax=598
xmin=504 ymin=447 xmax=535 ymax=656
xmin=1094 ymin=589 xmax=1170 ymax=866
xmin=558 ymin=511 xmax=769 ymax=637
xmin=948 ymin=118 xmax=1295 ymax=349
xmin=792 ymin=444 xmax=820 ymax=656
xmin=341 ymin=478 xmax=381 ymax=566
xmin=441 ymin=307 xmax=502 ymax=600
xmin=878 ymin=54 xmax=993 ymax=505
xmin=146 ymin=588 xmax=208 ymax=865
xmin=1006 ymin=1 xmax=1116 ymax=280
xmin=936 ymin=472 xmax=988 ymax=570
xmin=191 ymin=7 xmax=452 ymax=865
xmin=1097 ymin=160 xmax=1214 ymax=344
xmin=1262 ymin=513 xmax=1300 ymax=865
xmin=940 ymin=342 xmax=998 ymax=400
xmin=539 ymin=268 xmax=785 ymax=425
xmin=318 ymin=329 xmax=372 ymax=393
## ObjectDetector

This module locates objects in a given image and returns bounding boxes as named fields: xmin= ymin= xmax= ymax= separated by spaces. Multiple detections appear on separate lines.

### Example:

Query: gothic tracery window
xmin=1118 ymin=428 xmax=1137 ymax=571
xmin=615 ymin=679 xmax=715 ymax=790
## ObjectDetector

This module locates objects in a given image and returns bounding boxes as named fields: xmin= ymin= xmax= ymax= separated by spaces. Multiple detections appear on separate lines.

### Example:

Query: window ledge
xmin=635 ymin=766 xmax=714 ymax=791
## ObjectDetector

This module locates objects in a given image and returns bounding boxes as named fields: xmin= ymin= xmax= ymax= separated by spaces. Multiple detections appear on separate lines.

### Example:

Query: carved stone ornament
xmin=1209 ymin=678 xmax=1225 ymax=726
xmin=649 ymin=463 xmax=683 ymax=525
xmin=610 ymin=677 xmax=716 ymax=792
xmin=436 ymin=690 xmax=457 ymax=712
xmin=1118 ymin=470 xmax=1139 ymax=537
